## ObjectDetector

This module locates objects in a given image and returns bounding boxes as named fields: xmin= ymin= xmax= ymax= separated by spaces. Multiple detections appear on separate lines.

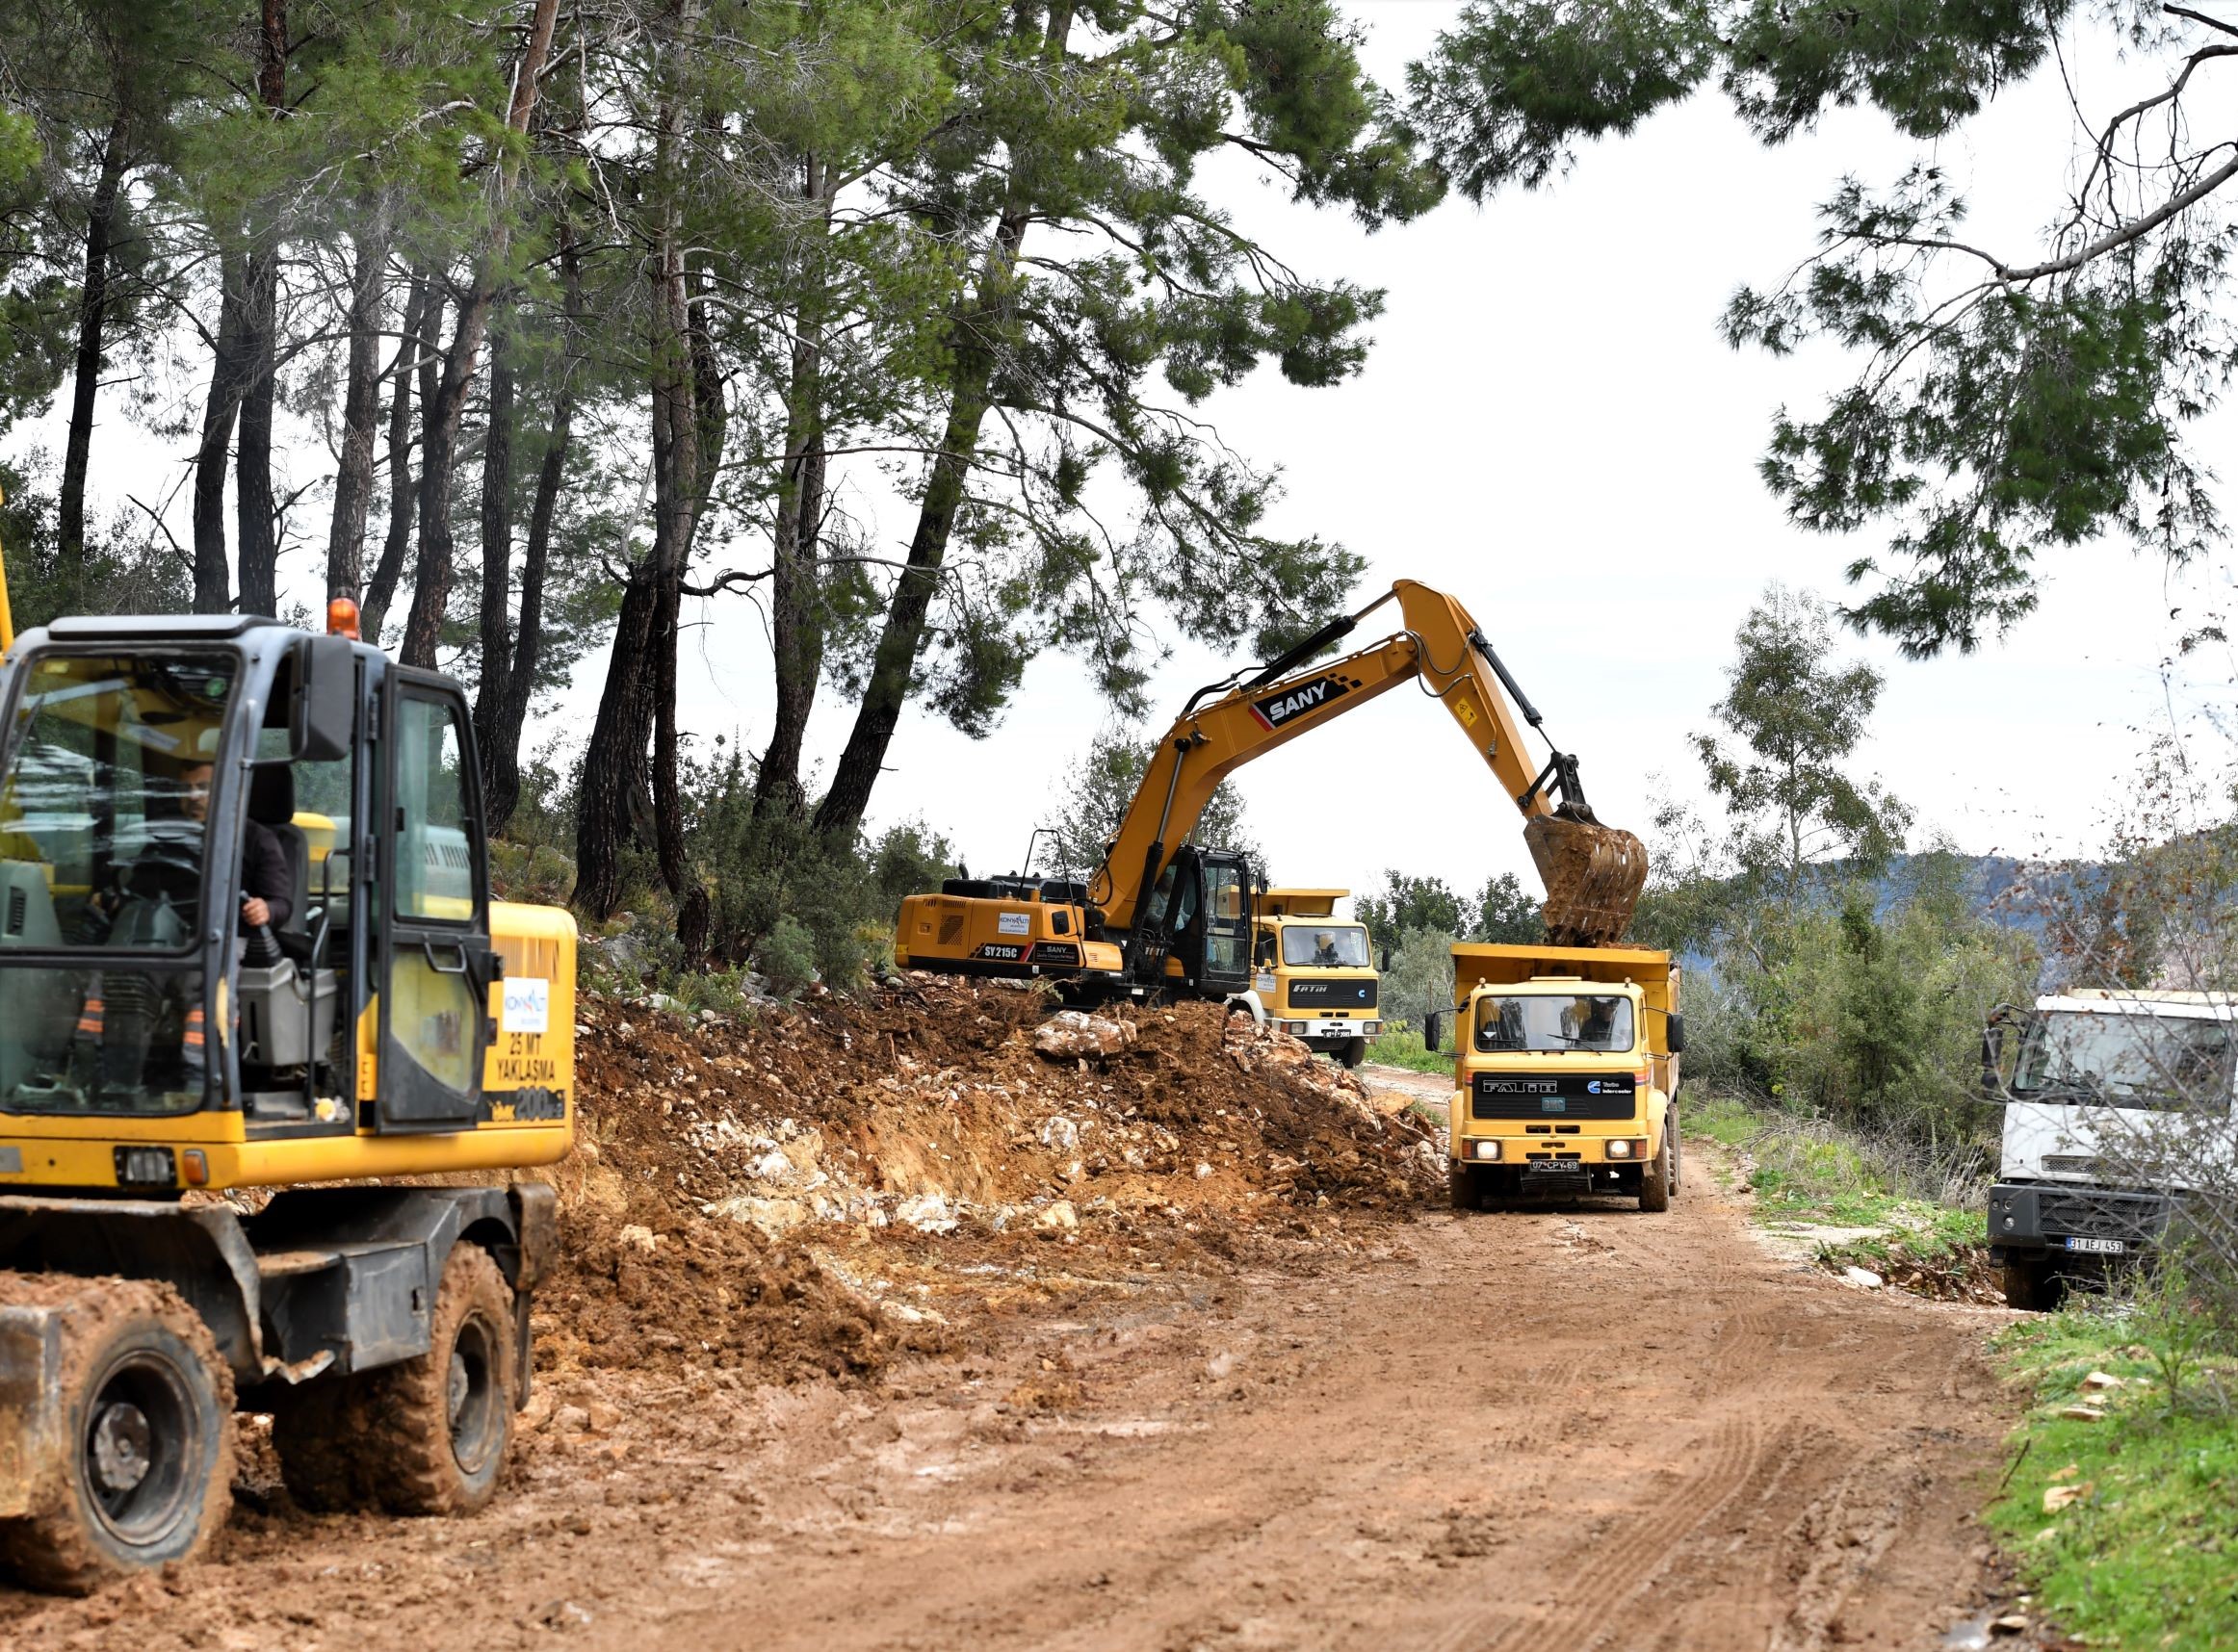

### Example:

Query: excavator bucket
xmin=1524 ymin=813 xmax=1649 ymax=948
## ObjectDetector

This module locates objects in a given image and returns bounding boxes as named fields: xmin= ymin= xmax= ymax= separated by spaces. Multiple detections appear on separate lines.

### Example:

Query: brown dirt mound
xmin=533 ymin=980 xmax=1437 ymax=1385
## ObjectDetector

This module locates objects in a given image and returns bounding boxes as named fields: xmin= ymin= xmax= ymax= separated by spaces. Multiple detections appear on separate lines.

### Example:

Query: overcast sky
xmin=38 ymin=3 xmax=2238 ymax=914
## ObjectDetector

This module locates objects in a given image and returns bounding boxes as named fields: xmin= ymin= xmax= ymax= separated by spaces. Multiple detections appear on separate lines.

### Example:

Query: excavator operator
xmin=179 ymin=761 xmax=294 ymax=933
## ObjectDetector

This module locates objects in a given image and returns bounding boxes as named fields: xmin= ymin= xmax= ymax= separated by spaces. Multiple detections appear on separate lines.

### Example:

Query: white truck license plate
xmin=2063 ymin=1236 xmax=2126 ymax=1255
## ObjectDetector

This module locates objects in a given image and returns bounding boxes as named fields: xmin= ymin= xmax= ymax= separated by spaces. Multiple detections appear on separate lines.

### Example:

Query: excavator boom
xmin=1091 ymin=580 xmax=1646 ymax=947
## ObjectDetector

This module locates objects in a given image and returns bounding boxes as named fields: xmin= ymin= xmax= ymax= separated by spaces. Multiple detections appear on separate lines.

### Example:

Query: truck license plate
xmin=2064 ymin=1236 xmax=2126 ymax=1255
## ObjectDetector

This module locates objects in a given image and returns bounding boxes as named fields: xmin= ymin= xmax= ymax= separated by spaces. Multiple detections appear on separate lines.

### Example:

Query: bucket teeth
xmin=1523 ymin=815 xmax=1648 ymax=948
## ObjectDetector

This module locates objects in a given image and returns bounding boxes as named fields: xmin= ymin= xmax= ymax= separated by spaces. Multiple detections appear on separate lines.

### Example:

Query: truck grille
xmin=2038 ymin=1187 xmax=2167 ymax=1244
xmin=2041 ymin=1154 xmax=2104 ymax=1176
xmin=1470 ymin=1073 xmax=1635 ymax=1121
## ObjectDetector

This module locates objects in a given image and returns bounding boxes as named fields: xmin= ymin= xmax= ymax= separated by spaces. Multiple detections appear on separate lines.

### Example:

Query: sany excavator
xmin=894 ymin=580 xmax=1648 ymax=1002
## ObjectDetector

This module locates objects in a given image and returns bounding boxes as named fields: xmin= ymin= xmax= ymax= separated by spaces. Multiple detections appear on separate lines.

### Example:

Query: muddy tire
xmin=1339 ymin=1038 xmax=1366 ymax=1071
xmin=273 ymin=1245 xmax=516 ymax=1516
xmin=0 ymin=1278 xmax=235 ymax=1594
xmin=1448 ymin=1164 xmax=1480 ymax=1211
xmin=357 ymin=1244 xmax=515 ymax=1514
xmin=2001 ymin=1255 xmax=2062 ymax=1312
xmin=1638 ymin=1130 xmax=1673 ymax=1212
xmin=1667 ymin=1111 xmax=1681 ymax=1197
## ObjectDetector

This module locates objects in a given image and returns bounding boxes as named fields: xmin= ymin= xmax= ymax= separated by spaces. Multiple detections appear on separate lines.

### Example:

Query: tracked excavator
xmin=0 ymin=536 xmax=575 ymax=1591
xmin=894 ymin=580 xmax=1648 ymax=1003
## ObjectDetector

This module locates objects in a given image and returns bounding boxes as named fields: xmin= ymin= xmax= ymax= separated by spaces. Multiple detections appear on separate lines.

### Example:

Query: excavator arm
xmin=1089 ymin=580 xmax=1647 ymax=947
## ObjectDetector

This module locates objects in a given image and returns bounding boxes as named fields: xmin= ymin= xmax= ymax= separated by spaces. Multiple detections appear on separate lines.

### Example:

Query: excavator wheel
xmin=273 ymin=1244 xmax=517 ymax=1516
xmin=0 ymin=1277 xmax=235 ymax=1595
xmin=1524 ymin=814 xmax=1650 ymax=948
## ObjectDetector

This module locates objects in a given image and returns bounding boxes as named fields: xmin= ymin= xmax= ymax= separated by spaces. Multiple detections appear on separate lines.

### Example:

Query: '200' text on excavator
xmin=894 ymin=580 xmax=1649 ymax=1003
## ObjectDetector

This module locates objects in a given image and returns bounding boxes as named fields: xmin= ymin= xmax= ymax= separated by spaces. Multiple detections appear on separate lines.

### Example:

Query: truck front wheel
xmin=1339 ymin=1038 xmax=1366 ymax=1070
xmin=0 ymin=1278 xmax=235 ymax=1594
xmin=1448 ymin=1164 xmax=1480 ymax=1211
xmin=1638 ymin=1130 xmax=1673 ymax=1212
xmin=2001 ymin=1254 xmax=2063 ymax=1312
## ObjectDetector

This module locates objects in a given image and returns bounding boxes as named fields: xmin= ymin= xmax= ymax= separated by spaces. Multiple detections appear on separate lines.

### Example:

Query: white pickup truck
xmin=1986 ymin=989 xmax=2238 ymax=1309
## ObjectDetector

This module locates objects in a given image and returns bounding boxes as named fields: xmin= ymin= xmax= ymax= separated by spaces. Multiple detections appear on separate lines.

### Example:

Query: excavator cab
xmin=0 ymin=606 xmax=575 ymax=1591
xmin=1132 ymin=845 xmax=1254 ymax=997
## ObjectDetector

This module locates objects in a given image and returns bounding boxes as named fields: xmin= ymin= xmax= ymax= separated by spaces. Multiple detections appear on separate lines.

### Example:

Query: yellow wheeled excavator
xmin=0 ymin=560 xmax=575 ymax=1590
xmin=894 ymin=579 xmax=1648 ymax=1002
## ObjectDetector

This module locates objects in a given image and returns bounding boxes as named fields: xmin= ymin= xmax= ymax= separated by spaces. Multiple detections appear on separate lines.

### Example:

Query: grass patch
xmin=1364 ymin=1025 xmax=1451 ymax=1074
xmin=1989 ymin=1303 xmax=2238 ymax=1650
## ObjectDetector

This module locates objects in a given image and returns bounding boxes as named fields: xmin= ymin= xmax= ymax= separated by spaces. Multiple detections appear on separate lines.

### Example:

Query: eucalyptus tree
xmin=806 ymin=0 xmax=1442 ymax=845
xmin=1410 ymin=2 xmax=2238 ymax=657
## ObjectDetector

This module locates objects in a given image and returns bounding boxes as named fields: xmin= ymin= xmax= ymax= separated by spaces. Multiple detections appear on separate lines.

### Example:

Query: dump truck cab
xmin=1985 ymin=990 xmax=2238 ymax=1309
xmin=0 ymin=607 xmax=574 ymax=1591
xmin=1428 ymin=944 xmax=1683 ymax=1211
xmin=1247 ymin=889 xmax=1382 ymax=1068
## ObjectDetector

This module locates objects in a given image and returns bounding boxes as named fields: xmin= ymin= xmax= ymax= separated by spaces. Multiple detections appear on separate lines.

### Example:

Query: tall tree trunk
xmin=191 ymin=251 xmax=251 ymax=614
xmin=576 ymin=13 xmax=713 ymax=921
xmin=752 ymin=157 xmax=834 ymax=824
xmin=473 ymin=307 xmax=517 ymax=752
xmin=234 ymin=245 xmax=279 ymax=615
xmin=325 ymin=219 xmax=391 ymax=603
xmin=59 ymin=114 xmax=128 ymax=598
xmin=361 ymin=273 xmax=432 ymax=646
xmin=812 ymin=4 xmax=1069 ymax=843
xmin=234 ymin=0 xmax=288 ymax=618
xmin=397 ymin=0 xmax=560 ymax=669
xmin=485 ymin=231 xmax=581 ymax=836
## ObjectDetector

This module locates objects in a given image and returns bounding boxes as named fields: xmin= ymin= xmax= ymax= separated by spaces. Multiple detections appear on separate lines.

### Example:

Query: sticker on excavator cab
xmin=1454 ymin=695 xmax=1479 ymax=727
xmin=502 ymin=976 xmax=551 ymax=1034
xmin=1250 ymin=674 xmax=1352 ymax=731
xmin=997 ymin=912 xmax=1031 ymax=936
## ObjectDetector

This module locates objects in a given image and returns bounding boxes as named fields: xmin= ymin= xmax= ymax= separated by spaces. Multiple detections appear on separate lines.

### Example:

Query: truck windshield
xmin=2013 ymin=1011 xmax=2235 ymax=1110
xmin=0 ymin=651 xmax=237 ymax=1116
xmin=1476 ymin=993 xmax=1634 ymax=1053
xmin=1284 ymin=925 xmax=1368 ymax=968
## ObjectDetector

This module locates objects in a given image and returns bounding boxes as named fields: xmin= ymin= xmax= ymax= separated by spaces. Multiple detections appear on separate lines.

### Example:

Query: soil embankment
xmin=0 ymin=986 xmax=2017 ymax=1649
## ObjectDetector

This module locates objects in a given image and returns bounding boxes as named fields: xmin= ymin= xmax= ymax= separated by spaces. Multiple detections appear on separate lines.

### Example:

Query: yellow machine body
xmin=895 ymin=579 xmax=1650 ymax=1001
xmin=1441 ymin=943 xmax=1681 ymax=1196
xmin=1250 ymin=888 xmax=1381 ymax=1062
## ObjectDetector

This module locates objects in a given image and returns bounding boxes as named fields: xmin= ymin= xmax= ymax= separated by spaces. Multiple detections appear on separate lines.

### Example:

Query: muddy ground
xmin=0 ymin=990 xmax=2028 ymax=1650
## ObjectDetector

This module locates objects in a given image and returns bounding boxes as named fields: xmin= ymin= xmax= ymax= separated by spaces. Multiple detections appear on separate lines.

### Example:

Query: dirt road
xmin=1 ymin=1149 xmax=2015 ymax=1652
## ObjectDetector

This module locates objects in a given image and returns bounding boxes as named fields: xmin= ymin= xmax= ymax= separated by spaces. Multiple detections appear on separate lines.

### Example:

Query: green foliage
xmin=1357 ymin=871 xmax=1464 ymax=942
xmin=1695 ymin=584 xmax=1910 ymax=891
xmin=1363 ymin=1023 xmax=1451 ymax=1073
xmin=755 ymin=915 xmax=819 ymax=999
xmin=1471 ymin=870 xmax=1540 ymax=943
xmin=1381 ymin=923 xmax=1460 ymax=1031
xmin=1988 ymin=1305 xmax=2238 ymax=1652
xmin=1403 ymin=3 xmax=2238 ymax=658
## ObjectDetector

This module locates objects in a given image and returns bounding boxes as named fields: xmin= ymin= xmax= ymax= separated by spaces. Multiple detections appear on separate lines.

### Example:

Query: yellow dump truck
xmin=1247 ymin=889 xmax=1383 ymax=1068
xmin=1423 ymin=943 xmax=1683 ymax=1211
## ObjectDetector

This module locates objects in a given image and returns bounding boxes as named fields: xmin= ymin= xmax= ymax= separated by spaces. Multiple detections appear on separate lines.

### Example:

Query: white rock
xmin=1195 ymin=1162 xmax=1213 ymax=1179
xmin=896 ymin=1192 xmax=960 ymax=1234
xmin=1035 ymin=1200 xmax=1080 ymax=1231
xmin=616 ymin=1224 xmax=659 ymax=1255
xmin=1841 ymin=1265 xmax=1885 ymax=1289
xmin=1034 ymin=1011 xmax=1136 ymax=1060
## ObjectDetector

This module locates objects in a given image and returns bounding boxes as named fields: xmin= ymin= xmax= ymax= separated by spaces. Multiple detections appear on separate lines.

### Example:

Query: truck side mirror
xmin=1379 ymin=946 xmax=1392 ymax=972
xmin=1665 ymin=1013 xmax=1685 ymax=1055
xmin=1420 ymin=1012 xmax=1440 ymax=1055
xmin=293 ymin=633 xmax=354 ymax=763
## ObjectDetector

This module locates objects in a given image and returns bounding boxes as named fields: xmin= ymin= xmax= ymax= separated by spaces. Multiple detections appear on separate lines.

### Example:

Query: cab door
xmin=373 ymin=669 xmax=493 ymax=1130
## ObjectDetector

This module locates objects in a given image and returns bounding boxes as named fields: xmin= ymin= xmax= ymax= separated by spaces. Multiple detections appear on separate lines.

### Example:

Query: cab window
xmin=1476 ymin=993 xmax=1635 ymax=1053
xmin=1283 ymin=925 xmax=1368 ymax=968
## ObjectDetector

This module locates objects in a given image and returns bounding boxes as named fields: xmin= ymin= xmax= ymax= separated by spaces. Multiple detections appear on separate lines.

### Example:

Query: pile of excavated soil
xmin=533 ymin=979 xmax=1439 ymax=1385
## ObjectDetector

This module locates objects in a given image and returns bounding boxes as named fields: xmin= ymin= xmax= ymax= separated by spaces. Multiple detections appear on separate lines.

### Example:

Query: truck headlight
xmin=1606 ymin=1139 xmax=1631 ymax=1159
xmin=1470 ymin=1140 xmax=1501 ymax=1162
